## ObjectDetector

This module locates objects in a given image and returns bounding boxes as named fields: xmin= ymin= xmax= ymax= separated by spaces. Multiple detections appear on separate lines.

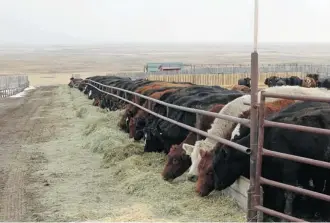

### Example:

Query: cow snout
xmin=163 ymin=176 xmax=174 ymax=182
xmin=187 ymin=174 xmax=198 ymax=182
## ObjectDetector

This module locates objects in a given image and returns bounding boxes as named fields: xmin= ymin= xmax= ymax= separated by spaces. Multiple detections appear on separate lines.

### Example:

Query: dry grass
xmin=66 ymin=85 xmax=246 ymax=221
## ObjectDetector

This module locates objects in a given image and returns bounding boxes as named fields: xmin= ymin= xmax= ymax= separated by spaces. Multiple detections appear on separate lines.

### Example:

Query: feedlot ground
xmin=0 ymin=85 xmax=245 ymax=222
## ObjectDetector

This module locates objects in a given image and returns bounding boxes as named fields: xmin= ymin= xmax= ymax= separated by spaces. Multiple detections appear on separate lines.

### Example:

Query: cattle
xmin=100 ymin=79 xmax=154 ymax=110
xmin=213 ymin=101 xmax=330 ymax=221
xmin=89 ymin=77 xmax=134 ymax=106
xmin=196 ymin=99 xmax=296 ymax=197
xmin=306 ymin=73 xmax=320 ymax=82
xmin=118 ymin=82 xmax=193 ymax=132
xmin=231 ymin=85 xmax=251 ymax=93
xmin=237 ymin=77 xmax=251 ymax=88
xmin=317 ymin=78 xmax=330 ymax=89
xmin=288 ymin=76 xmax=303 ymax=86
xmin=185 ymin=85 xmax=330 ymax=182
xmin=68 ymin=77 xmax=83 ymax=88
xmin=143 ymin=89 xmax=243 ymax=154
xmin=122 ymin=84 xmax=228 ymax=134
xmin=128 ymin=88 xmax=180 ymax=138
xmin=251 ymin=85 xmax=330 ymax=104
xmin=264 ymin=76 xmax=304 ymax=87
xmin=264 ymin=76 xmax=280 ymax=87
xmin=119 ymin=85 xmax=190 ymax=132
xmin=83 ymin=76 xmax=105 ymax=96
xmin=161 ymin=104 xmax=225 ymax=181
xmin=302 ymin=77 xmax=317 ymax=88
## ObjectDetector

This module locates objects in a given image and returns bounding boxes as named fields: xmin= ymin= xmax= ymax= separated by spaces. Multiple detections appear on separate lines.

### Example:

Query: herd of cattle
xmin=69 ymin=75 xmax=330 ymax=221
xmin=238 ymin=73 xmax=330 ymax=89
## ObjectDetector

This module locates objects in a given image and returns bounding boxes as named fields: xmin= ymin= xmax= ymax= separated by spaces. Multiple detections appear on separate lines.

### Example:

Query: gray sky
xmin=1 ymin=0 xmax=329 ymax=45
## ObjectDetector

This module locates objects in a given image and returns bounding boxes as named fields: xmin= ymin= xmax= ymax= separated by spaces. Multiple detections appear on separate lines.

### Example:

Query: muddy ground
xmin=0 ymin=85 xmax=245 ymax=221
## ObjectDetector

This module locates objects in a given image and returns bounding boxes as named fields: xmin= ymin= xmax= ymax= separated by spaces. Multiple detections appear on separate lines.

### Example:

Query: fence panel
xmin=147 ymin=72 xmax=307 ymax=88
xmin=250 ymin=91 xmax=330 ymax=222
xmin=0 ymin=75 xmax=29 ymax=98
xmin=107 ymin=63 xmax=330 ymax=78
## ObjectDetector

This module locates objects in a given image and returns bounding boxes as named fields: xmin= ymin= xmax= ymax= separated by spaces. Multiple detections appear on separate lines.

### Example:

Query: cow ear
xmin=200 ymin=149 xmax=206 ymax=158
xmin=182 ymin=144 xmax=194 ymax=156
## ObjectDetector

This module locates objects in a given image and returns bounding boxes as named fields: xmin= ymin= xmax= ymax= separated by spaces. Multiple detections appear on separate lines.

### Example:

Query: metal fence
xmin=86 ymin=59 xmax=330 ymax=221
xmin=106 ymin=63 xmax=330 ymax=79
xmin=0 ymin=75 xmax=29 ymax=98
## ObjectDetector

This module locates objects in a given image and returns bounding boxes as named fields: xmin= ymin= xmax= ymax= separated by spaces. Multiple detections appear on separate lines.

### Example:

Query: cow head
xmin=134 ymin=118 xmax=147 ymax=141
xmin=302 ymin=77 xmax=316 ymax=88
xmin=244 ymin=78 xmax=251 ymax=87
xmin=213 ymin=134 xmax=250 ymax=191
xmin=196 ymin=149 xmax=215 ymax=197
xmin=161 ymin=144 xmax=192 ymax=181
xmin=264 ymin=78 xmax=269 ymax=85
xmin=264 ymin=76 xmax=277 ymax=87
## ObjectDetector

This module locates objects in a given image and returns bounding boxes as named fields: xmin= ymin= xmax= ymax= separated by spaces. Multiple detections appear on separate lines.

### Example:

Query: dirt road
xmin=0 ymin=86 xmax=56 ymax=221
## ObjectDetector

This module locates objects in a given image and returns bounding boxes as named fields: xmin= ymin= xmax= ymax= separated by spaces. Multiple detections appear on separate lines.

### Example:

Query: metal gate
xmin=248 ymin=89 xmax=330 ymax=221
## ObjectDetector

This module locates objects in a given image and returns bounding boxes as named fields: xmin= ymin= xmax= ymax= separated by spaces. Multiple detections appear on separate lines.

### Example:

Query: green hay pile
xmin=68 ymin=86 xmax=246 ymax=222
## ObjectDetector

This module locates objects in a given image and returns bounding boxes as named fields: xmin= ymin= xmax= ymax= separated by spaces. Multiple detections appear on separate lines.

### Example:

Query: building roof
xmin=146 ymin=62 xmax=184 ymax=68
xmin=159 ymin=65 xmax=182 ymax=70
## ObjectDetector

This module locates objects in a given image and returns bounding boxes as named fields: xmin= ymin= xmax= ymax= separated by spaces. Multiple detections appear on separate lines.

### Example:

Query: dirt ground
xmin=0 ymin=85 xmax=245 ymax=222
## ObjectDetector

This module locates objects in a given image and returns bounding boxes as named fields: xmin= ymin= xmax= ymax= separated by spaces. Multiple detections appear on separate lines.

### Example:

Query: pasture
xmin=0 ymin=85 xmax=245 ymax=221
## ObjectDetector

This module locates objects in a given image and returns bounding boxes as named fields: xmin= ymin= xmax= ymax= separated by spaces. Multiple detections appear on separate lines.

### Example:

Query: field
xmin=1 ymin=43 xmax=330 ymax=86
xmin=0 ymin=85 xmax=245 ymax=221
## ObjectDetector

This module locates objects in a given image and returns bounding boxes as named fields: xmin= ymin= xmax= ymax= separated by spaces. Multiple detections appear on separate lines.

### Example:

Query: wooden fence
xmin=148 ymin=72 xmax=306 ymax=87
xmin=0 ymin=75 xmax=30 ymax=98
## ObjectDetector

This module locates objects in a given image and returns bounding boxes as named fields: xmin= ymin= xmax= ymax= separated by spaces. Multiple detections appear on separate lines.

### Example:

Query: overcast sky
xmin=0 ymin=0 xmax=329 ymax=45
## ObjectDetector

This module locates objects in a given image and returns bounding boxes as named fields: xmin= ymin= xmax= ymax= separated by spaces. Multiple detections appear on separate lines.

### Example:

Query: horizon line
xmin=1 ymin=41 xmax=330 ymax=46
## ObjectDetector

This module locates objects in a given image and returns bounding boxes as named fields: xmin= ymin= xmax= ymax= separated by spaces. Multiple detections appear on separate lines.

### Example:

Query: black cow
xmin=134 ymin=85 xmax=231 ymax=141
xmin=264 ymin=76 xmax=280 ymax=87
xmin=238 ymin=77 xmax=251 ymax=88
xmin=288 ymin=76 xmax=303 ymax=86
xmin=212 ymin=101 xmax=330 ymax=221
xmin=317 ymin=78 xmax=330 ymax=89
xmin=142 ymin=88 xmax=244 ymax=154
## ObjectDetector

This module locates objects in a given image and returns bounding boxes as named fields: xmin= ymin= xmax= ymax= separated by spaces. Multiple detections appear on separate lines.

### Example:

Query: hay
xmin=76 ymin=107 xmax=87 ymax=118
xmin=67 ymin=85 xmax=246 ymax=222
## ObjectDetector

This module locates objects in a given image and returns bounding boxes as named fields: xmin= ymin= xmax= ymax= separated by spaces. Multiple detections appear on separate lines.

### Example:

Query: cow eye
xmin=173 ymin=159 xmax=178 ymax=165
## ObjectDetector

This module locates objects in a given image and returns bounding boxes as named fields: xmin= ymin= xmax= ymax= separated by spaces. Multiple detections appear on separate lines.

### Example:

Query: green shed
xmin=144 ymin=62 xmax=184 ymax=72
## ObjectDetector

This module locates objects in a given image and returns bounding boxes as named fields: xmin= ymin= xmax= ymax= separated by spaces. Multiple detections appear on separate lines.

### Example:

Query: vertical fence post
xmin=196 ymin=113 xmax=202 ymax=141
xmin=248 ymin=0 xmax=259 ymax=221
xmin=248 ymin=50 xmax=259 ymax=223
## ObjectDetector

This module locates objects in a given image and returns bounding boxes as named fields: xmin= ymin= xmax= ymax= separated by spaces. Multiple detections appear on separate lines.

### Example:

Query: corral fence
xmin=84 ymin=64 xmax=330 ymax=221
xmin=0 ymin=75 xmax=29 ymax=98
xmin=106 ymin=63 xmax=330 ymax=81
xmin=148 ymin=72 xmax=305 ymax=87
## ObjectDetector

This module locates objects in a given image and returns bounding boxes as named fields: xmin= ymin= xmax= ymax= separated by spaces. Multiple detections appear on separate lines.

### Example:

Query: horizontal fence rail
xmin=253 ymin=90 xmax=330 ymax=222
xmin=0 ymin=75 xmax=29 ymax=98
xmin=85 ymin=79 xmax=252 ymax=154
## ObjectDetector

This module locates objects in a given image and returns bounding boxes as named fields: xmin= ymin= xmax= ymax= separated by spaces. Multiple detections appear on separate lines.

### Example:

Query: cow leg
xmin=282 ymin=160 xmax=299 ymax=219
